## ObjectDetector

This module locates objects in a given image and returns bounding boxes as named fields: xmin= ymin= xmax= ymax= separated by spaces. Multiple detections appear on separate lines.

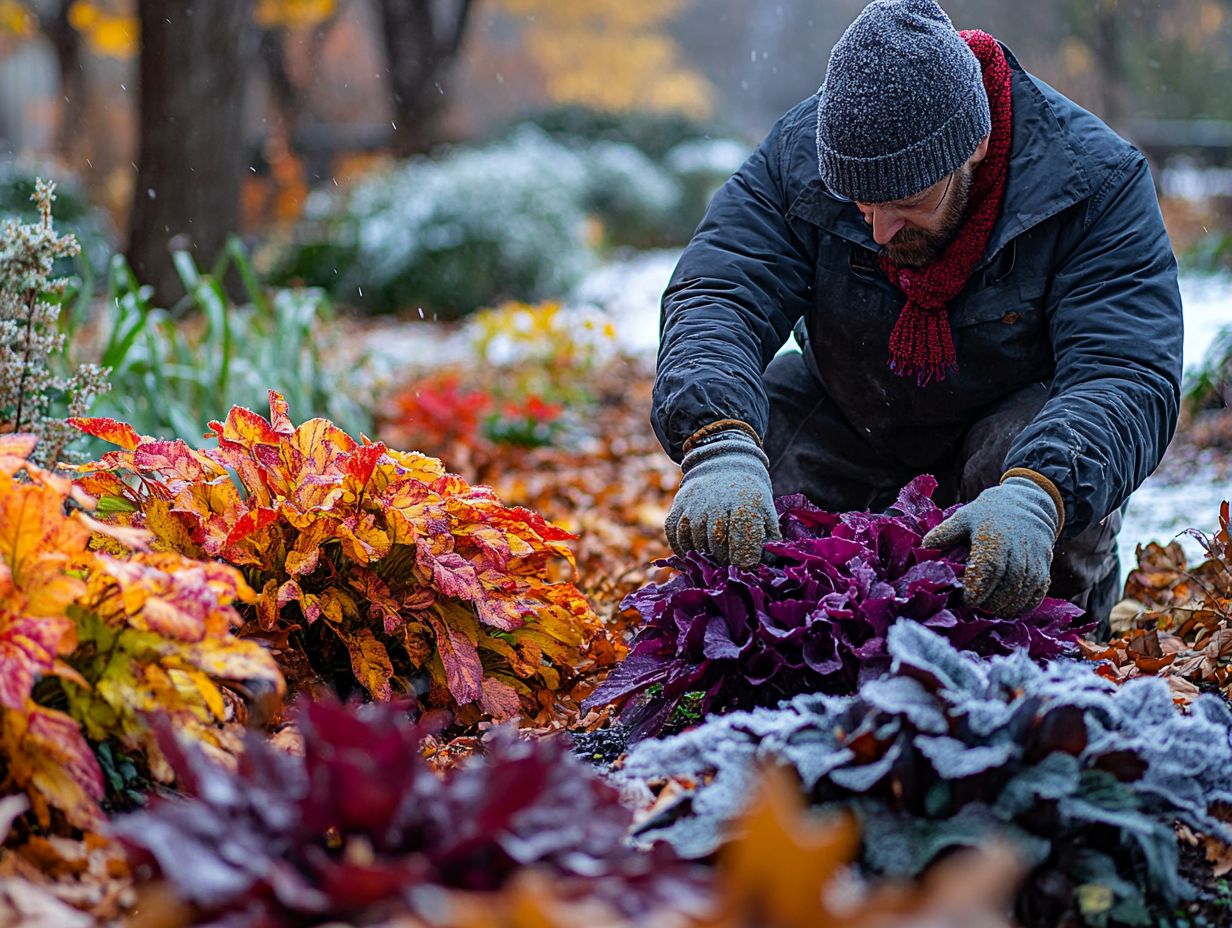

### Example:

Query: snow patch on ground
xmin=1118 ymin=271 xmax=1232 ymax=579
xmin=566 ymin=249 xmax=680 ymax=356
xmin=1118 ymin=469 xmax=1230 ymax=579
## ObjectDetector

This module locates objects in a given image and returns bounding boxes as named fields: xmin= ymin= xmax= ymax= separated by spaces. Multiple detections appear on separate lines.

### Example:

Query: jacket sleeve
xmin=1003 ymin=150 xmax=1183 ymax=537
xmin=651 ymin=108 xmax=817 ymax=462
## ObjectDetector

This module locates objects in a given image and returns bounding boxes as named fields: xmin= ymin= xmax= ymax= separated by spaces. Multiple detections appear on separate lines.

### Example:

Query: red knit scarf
xmin=880 ymin=30 xmax=1013 ymax=386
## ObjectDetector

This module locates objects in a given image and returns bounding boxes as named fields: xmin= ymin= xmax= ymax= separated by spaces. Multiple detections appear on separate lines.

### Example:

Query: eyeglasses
xmin=828 ymin=171 xmax=954 ymax=220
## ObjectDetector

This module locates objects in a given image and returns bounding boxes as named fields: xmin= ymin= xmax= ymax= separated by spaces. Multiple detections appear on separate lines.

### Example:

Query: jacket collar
xmin=791 ymin=43 xmax=1092 ymax=264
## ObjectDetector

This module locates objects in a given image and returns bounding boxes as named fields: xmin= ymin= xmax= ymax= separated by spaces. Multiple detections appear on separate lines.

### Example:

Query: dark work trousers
xmin=762 ymin=351 xmax=1120 ymax=637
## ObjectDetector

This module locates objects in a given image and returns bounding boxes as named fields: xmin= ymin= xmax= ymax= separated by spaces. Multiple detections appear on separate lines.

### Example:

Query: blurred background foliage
xmin=0 ymin=0 xmax=1229 ymax=427
xmin=1 ymin=0 xmax=1230 ymax=289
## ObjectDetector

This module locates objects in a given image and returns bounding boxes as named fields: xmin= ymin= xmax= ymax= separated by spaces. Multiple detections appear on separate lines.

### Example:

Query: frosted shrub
xmin=578 ymin=141 xmax=682 ymax=248
xmin=305 ymin=128 xmax=594 ymax=318
xmin=0 ymin=180 xmax=108 ymax=468
xmin=280 ymin=123 xmax=739 ymax=317
xmin=622 ymin=621 xmax=1232 ymax=925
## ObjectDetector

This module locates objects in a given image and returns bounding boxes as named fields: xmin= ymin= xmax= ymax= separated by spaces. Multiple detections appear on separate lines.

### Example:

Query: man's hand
xmin=665 ymin=430 xmax=780 ymax=570
xmin=921 ymin=475 xmax=1062 ymax=616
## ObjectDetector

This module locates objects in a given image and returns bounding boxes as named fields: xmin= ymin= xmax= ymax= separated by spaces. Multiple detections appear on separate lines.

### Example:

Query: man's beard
xmin=882 ymin=166 xmax=974 ymax=268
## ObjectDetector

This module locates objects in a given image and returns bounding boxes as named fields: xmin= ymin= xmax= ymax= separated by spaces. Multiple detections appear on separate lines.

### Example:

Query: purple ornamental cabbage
xmin=585 ymin=475 xmax=1090 ymax=740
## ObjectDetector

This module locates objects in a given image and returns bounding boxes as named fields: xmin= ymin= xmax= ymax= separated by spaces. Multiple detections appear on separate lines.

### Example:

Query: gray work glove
xmin=665 ymin=430 xmax=781 ymax=570
xmin=921 ymin=475 xmax=1062 ymax=617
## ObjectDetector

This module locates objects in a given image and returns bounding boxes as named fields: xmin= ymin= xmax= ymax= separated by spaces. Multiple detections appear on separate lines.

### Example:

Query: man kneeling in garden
xmin=653 ymin=0 xmax=1183 ymax=634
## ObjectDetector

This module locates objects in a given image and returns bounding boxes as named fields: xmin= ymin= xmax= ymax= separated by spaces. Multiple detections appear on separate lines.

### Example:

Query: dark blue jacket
xmin=652 ymin=46 xmax=1183 ymax=538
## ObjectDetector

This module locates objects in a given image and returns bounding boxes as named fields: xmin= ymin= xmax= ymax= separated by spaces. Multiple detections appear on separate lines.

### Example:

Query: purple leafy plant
xmin=112 ymin=699 xmax=706 ymax=925
xmin=585 ymin=476 xmax=1090 ymax=740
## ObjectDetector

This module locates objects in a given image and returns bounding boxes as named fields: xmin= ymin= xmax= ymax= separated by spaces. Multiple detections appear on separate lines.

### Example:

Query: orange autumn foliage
xmin=0 ymin=434 xmax=282 ymax=834
xmin=72 ymin=392 xmax=608 ymax=725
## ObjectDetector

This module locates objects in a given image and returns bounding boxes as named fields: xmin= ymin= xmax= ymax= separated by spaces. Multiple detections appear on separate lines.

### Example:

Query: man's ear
xmin=970 ymin=133 xmax=991 ymax=165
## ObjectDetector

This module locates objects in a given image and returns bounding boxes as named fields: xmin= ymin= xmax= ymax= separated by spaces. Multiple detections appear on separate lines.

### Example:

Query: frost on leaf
xmin=623 ymin=621 xmax=1232 ymax=921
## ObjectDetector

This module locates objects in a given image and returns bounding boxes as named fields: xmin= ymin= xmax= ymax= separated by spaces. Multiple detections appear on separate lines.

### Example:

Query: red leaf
xmin=224 ymin=507 xmax=280 ymax=548
xmin=346 ymin=443 xmax=386 ymax=489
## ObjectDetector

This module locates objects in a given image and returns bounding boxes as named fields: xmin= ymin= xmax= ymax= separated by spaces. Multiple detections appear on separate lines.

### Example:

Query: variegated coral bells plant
xmin=0 ymin=433 xmax=282 ymax=835
xmin=71 ymin=392 xmax=605 ymax=724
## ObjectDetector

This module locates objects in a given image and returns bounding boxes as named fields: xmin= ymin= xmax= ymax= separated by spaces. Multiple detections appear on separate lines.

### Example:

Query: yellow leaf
xmin=317 ymin=587 xmax=355 ymax=625
xmin=181 ymin=635 xmax=284 ymax=691
xmin=343 ymin=629 xmax=394 ymax=701
xmin=254 ymin=0 xmax=336 ymax=29
xmin=167 ymin=667 xmax=226 ymax=721
xmin=337 ymin=512 xmax=391 ymax=563
xmin=142 ymin=499 xmax=205 ymax=556
xmin=66 ymin=0 xmax=99 ymax=30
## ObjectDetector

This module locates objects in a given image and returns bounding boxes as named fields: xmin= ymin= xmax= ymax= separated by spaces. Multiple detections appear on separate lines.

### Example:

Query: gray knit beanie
xmin=816 ymin=0 xmax=990 ymax=203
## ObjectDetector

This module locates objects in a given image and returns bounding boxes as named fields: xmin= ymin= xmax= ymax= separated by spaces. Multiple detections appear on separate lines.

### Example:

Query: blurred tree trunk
xmin=376 ymin=0 xmax=477 ymax=156
xmin=38 ymin=1 xmax=88 ymax=161
xmin=127 ymin=0 xmax=258 ymax=303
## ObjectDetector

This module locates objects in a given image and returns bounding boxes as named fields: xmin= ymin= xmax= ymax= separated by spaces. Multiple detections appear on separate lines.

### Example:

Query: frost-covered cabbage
xmin=621 ymin=621 xmax=1232 ymax=925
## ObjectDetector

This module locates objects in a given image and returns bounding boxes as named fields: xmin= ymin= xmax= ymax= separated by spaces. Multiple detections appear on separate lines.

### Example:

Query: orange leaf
xmin=256 ymin=578 xmax=281 ymax=631
xmin=343 ymin=629 xmax=394 ymax=701
xmin=717 ymin=767 xmax=860 ymax=926
xmin=268 ymin=390 xmax=295 ymax=436
xmin=480 ymin=676 xmax=521 ymax=720
xmin=210 ymin=405 xmax=281 ymax=448
xmin=68 ymin=417 xmax=143 ymax=450
xmin=0 ymin=476 xmax=90 ymax=586
xmin=0 ymin=703 xmax=104 ymax=830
